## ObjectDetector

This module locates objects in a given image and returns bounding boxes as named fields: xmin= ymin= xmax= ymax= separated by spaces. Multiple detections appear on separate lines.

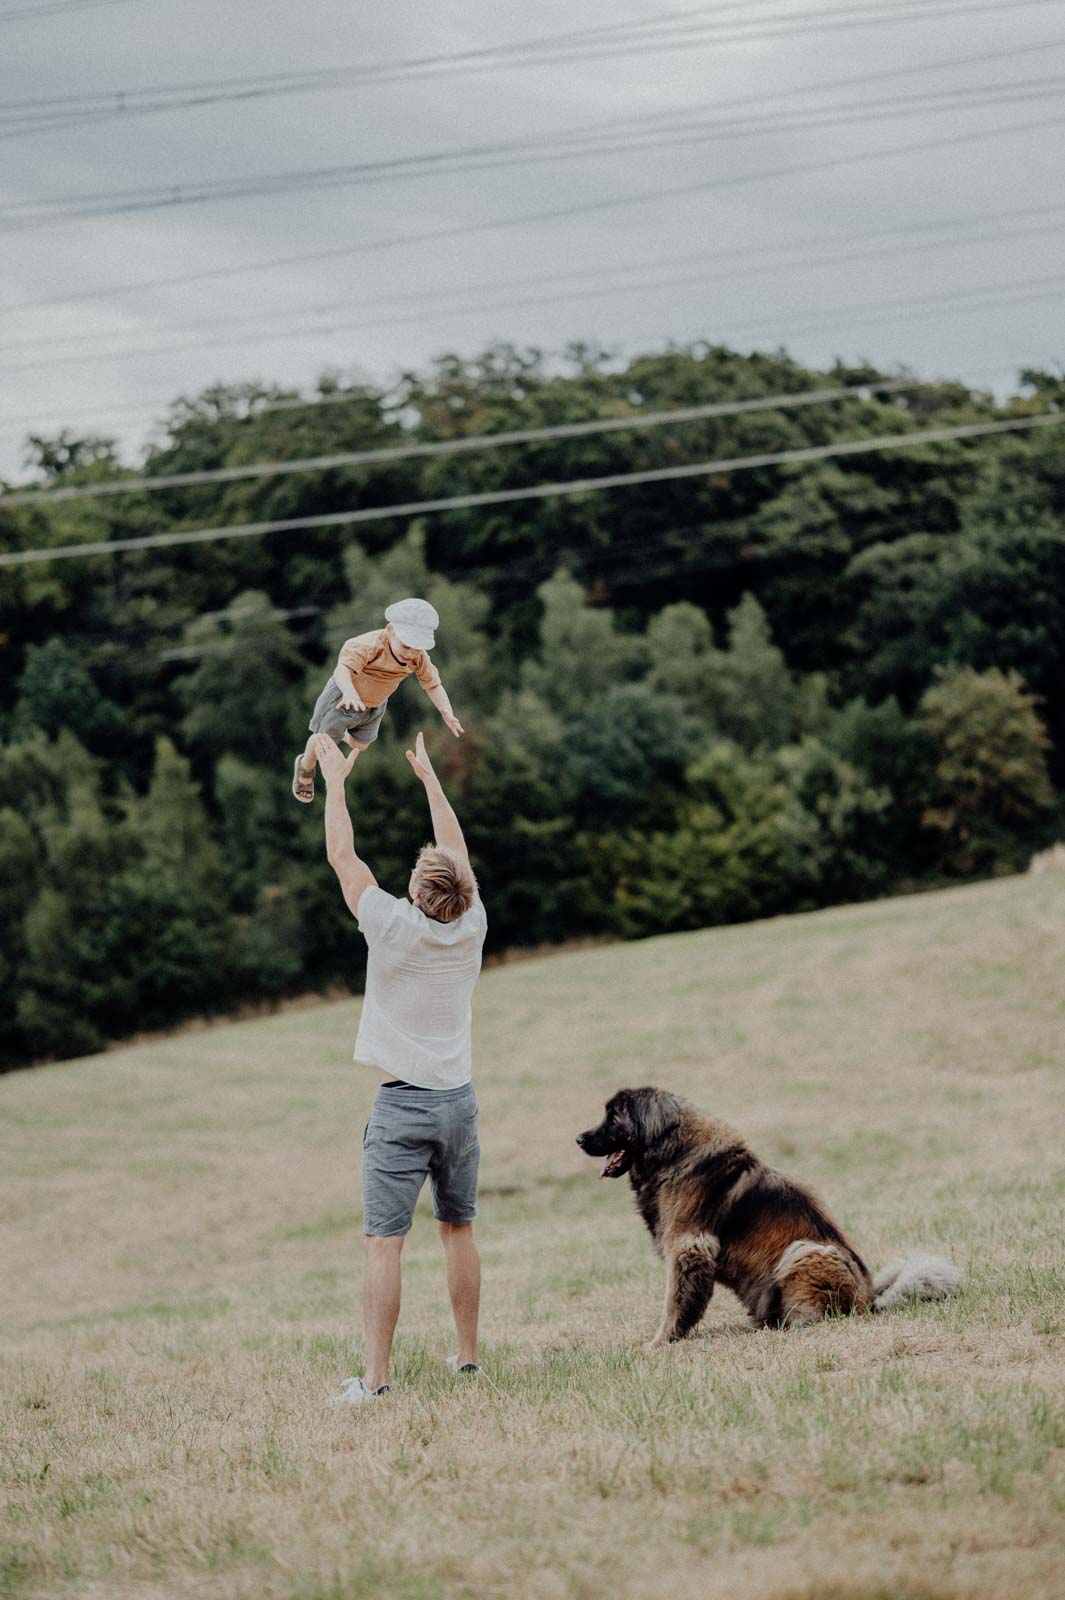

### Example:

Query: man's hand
xmin=313 ymin=733 xmax=359 ymax=787
xmin=406 ymin=730 xmax=468 ymax=859
xmin=441 ymin=711 xmax=464 ymax=737
xmin=405 ymin=730 xmax=438 ymax=787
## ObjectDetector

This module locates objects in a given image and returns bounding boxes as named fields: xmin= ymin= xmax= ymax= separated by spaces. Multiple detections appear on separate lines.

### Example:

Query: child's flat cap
xmin=386 ymin=597 xmax=438 ymax=651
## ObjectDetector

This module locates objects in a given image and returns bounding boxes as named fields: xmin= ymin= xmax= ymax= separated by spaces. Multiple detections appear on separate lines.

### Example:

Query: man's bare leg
xmin=439 ymin=1221 xmax=480 ymax=1368
xmin=363 ymin=1234 xmax=404 ymax=1389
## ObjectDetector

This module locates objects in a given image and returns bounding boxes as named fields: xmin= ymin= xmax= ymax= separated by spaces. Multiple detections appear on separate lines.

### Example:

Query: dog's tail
xmin=871 ymin=1252 xmax=962 ymax=1312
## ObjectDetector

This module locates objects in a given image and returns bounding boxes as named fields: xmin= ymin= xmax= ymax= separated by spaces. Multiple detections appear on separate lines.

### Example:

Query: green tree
xmin=713 ymin=594 xmax=797 ymax=750
xmin=565 ymin=683 xmax=698 ymax=823
xmin=775 ymin=738 xmax=894 ymax=903
xmin=13 ymin=638 xmax=125 ymax=753
xmin=917 ymin=667 xmax=1054 ymax=874
xmin=176 ymin=591 xmax=306 ymax=766
xmin=522 ymin=570 xmax=640 ymax=721
xmin=584 ymin=742 xmax=791 ymax=938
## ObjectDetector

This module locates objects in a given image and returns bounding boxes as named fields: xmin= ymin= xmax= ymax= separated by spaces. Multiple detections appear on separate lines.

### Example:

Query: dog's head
xmin=576 ymin=1087 xmax=687 ymax=1178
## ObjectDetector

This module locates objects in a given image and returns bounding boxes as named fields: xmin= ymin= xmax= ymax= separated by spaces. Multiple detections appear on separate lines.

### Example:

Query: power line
xmin=6 ymin=70 xmax=1064 ymax=233
xmin=4 ymin=105 xmax=1062 ymax=322
xmin=3 ymin=411 xmax=1061 ymax=568
xmin=1 ymin=195 xmax=1057 ymax=409
xmin=1 ymin=0 xmax=1053 ymax=140
xmin=0 ymin=345 xmax=1031 ymax=448
xmin=0 ymin=0 xmax=134 ymax=20
xmin=7 ymin=210 xmax=1065 ymax=375
xmin=7 ymin=256 xmax=1065 ymax=383
xmin=6 ymin=28 xmax=1054 ymax=221
xmin=0 ymin=378 xmax=926 ymax=508
xmin=0 ymin=0 xmax=938 ymax=130
xmin=0 ymin=386 xmax=381 ymax=439
xmin=34 ymin=480 xmax=1063 ymax=657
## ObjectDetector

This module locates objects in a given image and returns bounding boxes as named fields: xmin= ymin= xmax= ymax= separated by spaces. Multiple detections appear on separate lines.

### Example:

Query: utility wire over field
xmin=6 ymin=198 xmax=1063 ymax=366
xmin=3 ymin=108 xmax=1062 ymax=321
xmin=4 ymin=63 xmax=1064 ymax=231
xmin=1 ymin=0 xmax=1059 ymax=141
xmin=0 ymin=377 xmax=926 ymax=507
xmin=0 ymin=0 xmax=135 ymax=21
xmin=5 ymin=261 xmax=1065 ymax=381
xmin=3 ymin=411 xmax=1062 ymax=567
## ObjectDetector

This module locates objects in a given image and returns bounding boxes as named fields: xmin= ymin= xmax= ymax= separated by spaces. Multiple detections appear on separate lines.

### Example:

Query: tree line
xmin=1 ymin=341 xmax=1062 ymax=1067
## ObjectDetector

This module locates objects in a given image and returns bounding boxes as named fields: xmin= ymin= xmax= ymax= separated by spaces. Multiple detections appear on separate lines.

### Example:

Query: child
xmin=293 ymin=598 xmax=463 ymax=802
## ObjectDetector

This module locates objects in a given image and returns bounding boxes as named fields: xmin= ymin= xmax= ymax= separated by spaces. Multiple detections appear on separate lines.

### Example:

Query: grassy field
xmin=3 ymin=872 xmax=1065 ymax=1600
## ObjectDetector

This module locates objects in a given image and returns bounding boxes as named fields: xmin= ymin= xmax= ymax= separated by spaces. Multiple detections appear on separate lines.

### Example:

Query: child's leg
xmin=295 ymin=690 xmax=383 ymax=799
xmin=299 ymin=729 xmax=368 ymax=772
xmin=295 ymin=731 xmax=366 ymax=795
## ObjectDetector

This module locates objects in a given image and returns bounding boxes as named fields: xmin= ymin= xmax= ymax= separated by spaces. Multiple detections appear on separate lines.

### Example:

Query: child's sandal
xmin=292 ymin=756 xmax=315 ymax=803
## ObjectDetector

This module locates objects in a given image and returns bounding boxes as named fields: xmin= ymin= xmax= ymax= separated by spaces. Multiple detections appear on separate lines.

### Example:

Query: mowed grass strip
xmin=2 ymin=872 xmax=1064 ymax=1600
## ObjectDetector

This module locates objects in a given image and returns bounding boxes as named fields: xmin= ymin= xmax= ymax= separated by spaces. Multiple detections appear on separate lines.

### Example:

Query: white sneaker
xmin=445 ymin=1356 xmax=482 ymax=1376
xmin=326 ymin=1376 xmax=390 ymax=1406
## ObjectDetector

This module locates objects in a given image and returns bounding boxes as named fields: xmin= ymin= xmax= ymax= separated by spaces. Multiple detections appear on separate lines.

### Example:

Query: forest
xmin=1 ymin=340 xmax=1062 ymax=1067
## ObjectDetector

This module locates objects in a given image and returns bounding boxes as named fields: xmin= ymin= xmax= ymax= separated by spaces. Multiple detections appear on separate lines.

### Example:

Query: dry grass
xmin=2 ymin=872 xmax=1064 ymax=1600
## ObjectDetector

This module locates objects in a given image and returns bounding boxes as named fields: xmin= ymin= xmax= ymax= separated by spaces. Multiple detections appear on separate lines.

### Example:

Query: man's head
xmin=408 ymin=845 xmax=477 ymax=923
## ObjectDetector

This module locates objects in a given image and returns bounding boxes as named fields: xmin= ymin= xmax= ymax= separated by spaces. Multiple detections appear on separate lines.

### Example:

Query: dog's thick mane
xmin=632 ymin=1098 xmax=754 ymax=1192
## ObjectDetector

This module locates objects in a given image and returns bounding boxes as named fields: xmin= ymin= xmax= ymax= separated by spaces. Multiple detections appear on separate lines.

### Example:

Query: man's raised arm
xmin=313 ymin=733 xmax=377 ymax=916
xmin=404 ymin=731 xmax=468 ymax=862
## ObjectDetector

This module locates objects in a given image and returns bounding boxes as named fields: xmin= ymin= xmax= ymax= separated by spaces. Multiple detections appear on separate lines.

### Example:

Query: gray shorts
xmin=362 ymin=1081 xmax=479 ymax=1237
xmin=309 ymin=679 xmax=388 ymax=747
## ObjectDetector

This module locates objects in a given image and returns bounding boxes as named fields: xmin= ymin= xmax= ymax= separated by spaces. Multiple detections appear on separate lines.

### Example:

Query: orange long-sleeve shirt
xmin=335 ymin=628 xmax=441 ymax=707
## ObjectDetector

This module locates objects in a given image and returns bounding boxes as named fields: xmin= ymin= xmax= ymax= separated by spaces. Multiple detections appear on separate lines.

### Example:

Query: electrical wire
xmin=4 ymin=105 xmax=1063 ymax=323
xmin=6 ymin=69 xmax=1065 ymax=233
xmin=9 ymin=196 xmax=1064 ymax=361
xmin=28 ymin=477 xmax=1062 ymax=659
xmin=6 ymin=260 xmax=1065 ymax=384
xmin=0 ymin=0 xmax=134 ymax=20
xmin=2 ymin=0 xmax=1055 ymax=140
xmin=2 ymin=411 xmax=1061 ymax=568
xmin=7 ymin=29 xmax=1055 ymax=223
xmin=0 ymin=378 xmax=925 ymax=508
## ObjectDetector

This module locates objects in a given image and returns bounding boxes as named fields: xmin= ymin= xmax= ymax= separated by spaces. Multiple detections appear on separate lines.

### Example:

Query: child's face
xmin=387 ymin=624 xmax=419 ymax=664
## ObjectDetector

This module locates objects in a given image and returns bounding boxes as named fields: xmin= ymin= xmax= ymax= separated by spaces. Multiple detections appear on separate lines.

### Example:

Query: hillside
xmin=2 ymin=871 xmax=1064 ymax=1600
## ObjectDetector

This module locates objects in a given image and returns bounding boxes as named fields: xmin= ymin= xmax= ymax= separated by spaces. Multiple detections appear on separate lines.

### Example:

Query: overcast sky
xmin=1 ymin=0 xmax=1063 ymax=479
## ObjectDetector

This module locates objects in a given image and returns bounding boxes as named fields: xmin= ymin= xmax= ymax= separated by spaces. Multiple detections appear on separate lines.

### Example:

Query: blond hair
xmin=413 ymin=845 xmax=477 ymax=924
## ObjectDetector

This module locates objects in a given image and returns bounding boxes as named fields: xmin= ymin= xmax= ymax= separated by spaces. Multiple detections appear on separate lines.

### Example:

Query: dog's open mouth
xmin=600 ymin=1150 xmax=627 ymax=1179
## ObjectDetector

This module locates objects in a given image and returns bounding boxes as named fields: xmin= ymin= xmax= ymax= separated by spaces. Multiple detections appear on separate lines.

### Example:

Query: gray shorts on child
xmin=308 ymin=679 xmax=388 ymax=747
xmin=362 ymin=1081 xmax=479 ymax=1237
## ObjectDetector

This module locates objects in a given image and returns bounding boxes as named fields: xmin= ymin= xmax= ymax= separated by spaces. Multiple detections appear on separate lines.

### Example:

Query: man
xmin=313 ymin=728 xmax=487 ymax=1405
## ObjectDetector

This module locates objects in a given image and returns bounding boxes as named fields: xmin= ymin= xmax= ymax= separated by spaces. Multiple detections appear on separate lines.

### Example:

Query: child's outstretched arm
xmin=414 ymin=653 xmax=463 ymax=737
xmin=425 ymin=679 xmax=463 ymax=737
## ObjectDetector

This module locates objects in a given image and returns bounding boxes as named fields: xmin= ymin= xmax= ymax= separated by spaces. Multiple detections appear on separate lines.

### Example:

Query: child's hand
xmin=442 ymin=713 xmax=464 ymax=737
xmin=338 ymin=689 xmax=367 ymax=712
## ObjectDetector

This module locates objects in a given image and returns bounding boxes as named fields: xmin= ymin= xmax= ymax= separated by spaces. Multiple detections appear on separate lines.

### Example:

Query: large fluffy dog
xmin=577 ymin=1087 xmax=961 ymax=1347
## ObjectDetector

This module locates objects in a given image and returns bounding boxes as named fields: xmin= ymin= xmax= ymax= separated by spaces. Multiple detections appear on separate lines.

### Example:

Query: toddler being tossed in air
xmin=292 ymin=597 xmax=462 ymax=802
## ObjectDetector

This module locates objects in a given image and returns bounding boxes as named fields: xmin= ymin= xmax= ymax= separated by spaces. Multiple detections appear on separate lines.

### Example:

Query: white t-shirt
xmin=353 ymin=885 xmax=488 ymax=1089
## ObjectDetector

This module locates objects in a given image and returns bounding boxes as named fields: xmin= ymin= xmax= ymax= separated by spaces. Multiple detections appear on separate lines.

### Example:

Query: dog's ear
xmin=629 ymin=1087 xmax=685 ymax=1145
